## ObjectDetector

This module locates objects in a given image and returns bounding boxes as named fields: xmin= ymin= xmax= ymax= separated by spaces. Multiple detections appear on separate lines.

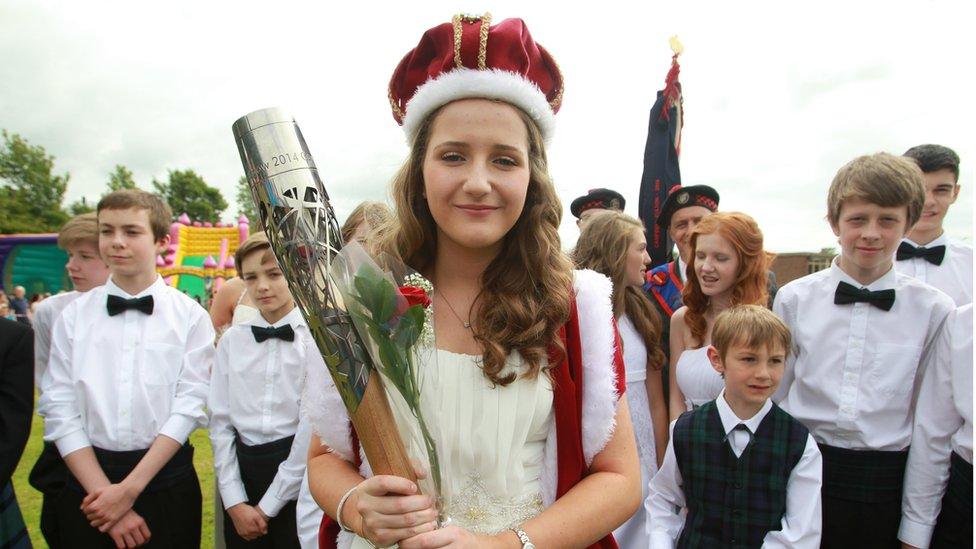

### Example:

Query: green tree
xmin=0 ymin=130 xmax=70 ymax=232
xmin=67 ymin=196 xmax=95 ymax=215
xmin=152 ymin=169 xmax=227 ymax=222
xmin=235 ymin=175 xmax=261 ymax=226
xmin=106 ymin=164 xmax=138 ymax=193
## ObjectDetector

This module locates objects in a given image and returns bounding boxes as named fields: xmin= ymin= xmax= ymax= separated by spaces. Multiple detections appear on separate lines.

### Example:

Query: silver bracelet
xmin=335 ymin=485 xmax=358 ymax=533
xmin=510 ymin=527 xmax=536 ymax=549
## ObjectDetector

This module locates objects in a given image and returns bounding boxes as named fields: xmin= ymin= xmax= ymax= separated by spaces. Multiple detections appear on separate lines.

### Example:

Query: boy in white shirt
xmin=647 ymin=305 xmax=822 ymax=548
xmin=899 ymin=303 xmax=972 ymax=549
xmin=38 ymin=190 xmax=215 ymax=547
xmin=209 ymin=233 xmax=318 ymax=548
xmin=773 ymin=153 xmax=954 ymax=548
xmin=896 ymin=144 xmax=971 ymax=306
xmin=29 ymin=212 xmax=110 ymax=548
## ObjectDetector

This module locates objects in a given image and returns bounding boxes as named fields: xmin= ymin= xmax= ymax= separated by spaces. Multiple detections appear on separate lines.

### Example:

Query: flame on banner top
xmin=232 ymin=108 xmax=372 ymax=413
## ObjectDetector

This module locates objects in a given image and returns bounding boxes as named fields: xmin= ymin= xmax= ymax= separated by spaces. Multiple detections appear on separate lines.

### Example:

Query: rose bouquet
xmin=329 ymin=244 xmax=444 ymax=515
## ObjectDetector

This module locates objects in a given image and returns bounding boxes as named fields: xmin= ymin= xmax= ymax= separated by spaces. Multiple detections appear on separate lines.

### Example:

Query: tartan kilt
xmin=818 ymin=444 xmax=908 ymax=503
xmin=0 ymin=482 xmax=31 ymax=549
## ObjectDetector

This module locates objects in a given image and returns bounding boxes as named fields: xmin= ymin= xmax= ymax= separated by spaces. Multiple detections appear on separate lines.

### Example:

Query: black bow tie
xmin=251 ymin=324 xmax=295 ymax=343
xmin=107 ymin=294 xmax=154 ymax=316
xmin=896 ymin=241 xmax=946 ymax=265
xmin=834 ymin=281 xmax=896 ymax=311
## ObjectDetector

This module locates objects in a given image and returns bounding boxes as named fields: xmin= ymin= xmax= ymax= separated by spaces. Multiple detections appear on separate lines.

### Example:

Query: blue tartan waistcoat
xmin=673 ymin=400 xmax=809 ymax=549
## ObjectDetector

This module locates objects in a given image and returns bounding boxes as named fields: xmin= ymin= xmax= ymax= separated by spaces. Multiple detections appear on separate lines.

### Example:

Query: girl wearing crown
xmin=303 ymin=14 xmax=641 ymax=549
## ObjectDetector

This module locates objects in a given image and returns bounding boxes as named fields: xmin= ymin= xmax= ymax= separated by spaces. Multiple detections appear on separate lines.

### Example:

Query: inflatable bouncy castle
xmin=156 ymin=214 xmax=250 ymax=303
xmin=0 ymin=234 xmax=68 ymax=295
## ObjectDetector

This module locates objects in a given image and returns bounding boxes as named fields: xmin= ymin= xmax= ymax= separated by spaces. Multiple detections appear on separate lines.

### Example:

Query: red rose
xmin=400 ymin=286 xmax=431 ymax=309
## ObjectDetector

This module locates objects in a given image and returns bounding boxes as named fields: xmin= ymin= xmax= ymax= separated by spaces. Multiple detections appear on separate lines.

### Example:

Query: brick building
xmin=771 ymin=248 xmax=836 ymax=286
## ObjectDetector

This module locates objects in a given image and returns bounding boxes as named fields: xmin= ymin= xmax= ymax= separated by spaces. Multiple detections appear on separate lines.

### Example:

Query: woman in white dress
xmin=305 ymin=14 xmax=640 ymax=549
xmin=668 ymin=212 xmax=773 ymax=421
xmin=573 ymin=210 xmax=669 ymax=548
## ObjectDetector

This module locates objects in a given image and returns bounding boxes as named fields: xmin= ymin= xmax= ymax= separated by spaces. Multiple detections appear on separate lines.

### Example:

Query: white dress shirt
xmin=209 ymin=306 xmax=318 ymax=517
xmin=676 ymin=256 xmax=688 ymax=285
xmin=773 ymin=259 xmax=954 ymax=450
xmin=646 ymin=391 xmax=823 ymax=548
xmin=32 ymin=291 xmax=82 ymax=395
xmin=895 ymin=235 xmax=973 ymax=307
xmin=38 ymin=276 xmax=214 ymax=457
xmin=899 ymin=303 xmax=973 ymax=548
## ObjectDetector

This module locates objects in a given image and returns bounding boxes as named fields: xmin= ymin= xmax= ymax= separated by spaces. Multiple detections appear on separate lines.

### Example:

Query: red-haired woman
xmin=667 ymin=212 xmax=774 ymax=421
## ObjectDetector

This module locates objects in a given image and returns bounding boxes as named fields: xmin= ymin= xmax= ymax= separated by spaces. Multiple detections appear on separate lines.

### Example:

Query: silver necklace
xmin=436 ymin=289 xmax=472 ymax=329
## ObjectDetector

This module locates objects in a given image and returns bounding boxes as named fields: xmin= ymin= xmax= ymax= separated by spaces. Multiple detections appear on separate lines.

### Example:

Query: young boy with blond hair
xmin=38 ymin=189 xmax=214 ymax=547
xmin=773 ymin=153 xmax=954 ymax=547
xmin=647 ymin=305 xmax=822 ymax=548
xmin=30 ymin=212 xmax=111 ymax=547
xmin=209 ymin=233 xmax=322 ymax=548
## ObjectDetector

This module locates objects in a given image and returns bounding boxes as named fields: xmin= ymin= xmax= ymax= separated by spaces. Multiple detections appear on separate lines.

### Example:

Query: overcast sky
xmin=2 ymin=0 xmax=972 ymax=252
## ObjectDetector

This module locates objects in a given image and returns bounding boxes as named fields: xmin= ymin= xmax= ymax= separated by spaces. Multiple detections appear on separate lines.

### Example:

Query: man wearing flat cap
xmin=570 ymin=188 xmax=626 ymax=226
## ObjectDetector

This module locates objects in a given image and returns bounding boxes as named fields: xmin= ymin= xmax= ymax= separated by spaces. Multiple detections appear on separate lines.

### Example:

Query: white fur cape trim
xmin=401 ymin=68 xmax=556 ymax=144
xmin=539 ymin=269 xmax=620 ymax=506
xmin=302 ymin=269 xmax=620 ymax=542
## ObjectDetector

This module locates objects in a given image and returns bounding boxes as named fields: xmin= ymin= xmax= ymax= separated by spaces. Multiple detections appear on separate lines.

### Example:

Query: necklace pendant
xmin=463 ymin=322 xmax=471 ymax=329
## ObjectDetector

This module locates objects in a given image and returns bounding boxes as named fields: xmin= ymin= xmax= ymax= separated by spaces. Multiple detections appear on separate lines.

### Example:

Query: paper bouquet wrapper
xmin=231 ymin=107 xmax=417 ymax=483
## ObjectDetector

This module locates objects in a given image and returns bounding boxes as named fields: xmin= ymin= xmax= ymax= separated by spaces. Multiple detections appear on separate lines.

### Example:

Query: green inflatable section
xmin=3 ymin=244 xmax=69 ymax=295
xmin=176 ymin=255 xmax=208 ymax=303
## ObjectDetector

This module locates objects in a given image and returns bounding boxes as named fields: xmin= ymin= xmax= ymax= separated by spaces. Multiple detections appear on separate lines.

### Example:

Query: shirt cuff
xmin=220 ymin=483 xmax=248 ymax=510
xmin=257 ymin=492 xmax=288 ymax=518
xmin=898 ymin=517 xmax=934 ymax=549
xmin=55 ymin=430 xmax=92 ymax=457
xmin=159 ymin=414 xmax=198 ymax=445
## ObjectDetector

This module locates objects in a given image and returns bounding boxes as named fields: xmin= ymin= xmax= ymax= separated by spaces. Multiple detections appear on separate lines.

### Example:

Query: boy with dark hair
xmin=38 ymin=189 xmax=214 ymax=547
xmin=899 ymin=303 xmax=972 ymax=549
xmin=647 ymin=305 xmax=822 ymax=548
xmin=897 ymin=144 xmax=971 ymax=306
xmin=210 ymin=233 xmax=319 ymax=548
xmin=30 ymin=212 xmax=110 ymax=547
xmin=773 ymin=153 xmax=955 ymax=547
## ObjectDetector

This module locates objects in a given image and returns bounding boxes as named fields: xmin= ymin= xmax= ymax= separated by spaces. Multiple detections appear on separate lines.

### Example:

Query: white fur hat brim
xmin=401 ymin=68 xmax=557 ymax=145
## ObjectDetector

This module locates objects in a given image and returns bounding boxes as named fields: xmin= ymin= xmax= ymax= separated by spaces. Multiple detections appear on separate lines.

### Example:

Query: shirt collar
xmin=676 ymin=256 xmax=688 ymax=283
xmin=104 ymin=275 xmax=166 ymax=299
xmin=715 ymin=388 xmax=772 ymax=435
xmin=245 ymin=304 xmax=305 ymax=330
xmin=903 ymin=233 xmax=948 ymax=248
xmin=829 ymin=256 xmax=898 ymax=291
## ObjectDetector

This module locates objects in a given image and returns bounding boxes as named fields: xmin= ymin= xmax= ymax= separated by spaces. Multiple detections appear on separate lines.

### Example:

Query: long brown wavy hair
xmin=572 ymin=210 xmax=666 ymax=371
xmin=375 ymin=101 xmax=574 ymax=386
xmin=682 ymin=211 xmax=773 ymax=346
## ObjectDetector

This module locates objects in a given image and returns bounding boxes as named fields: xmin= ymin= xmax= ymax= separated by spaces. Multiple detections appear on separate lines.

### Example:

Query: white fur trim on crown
xmin=573 ymin=268 xmax=620 ymax=466
xmin=401 ymin=67 xmax=557 ymax=144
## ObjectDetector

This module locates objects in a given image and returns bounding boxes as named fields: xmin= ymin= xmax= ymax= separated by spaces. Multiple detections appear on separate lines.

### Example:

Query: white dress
xmin=349 ymin=350 xmax=554 ymax=548
xmin=613 ymin=315 xmax=658 ymax=548
xmin=674 ymin=346 xmax=724 ymax=411
xmin=305 ymin=269 xmax=623 ymax=549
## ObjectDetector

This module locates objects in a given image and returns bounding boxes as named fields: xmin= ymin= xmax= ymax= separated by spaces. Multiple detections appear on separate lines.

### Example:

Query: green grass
xmin=12 ymin=410 xmax=217 ymax=549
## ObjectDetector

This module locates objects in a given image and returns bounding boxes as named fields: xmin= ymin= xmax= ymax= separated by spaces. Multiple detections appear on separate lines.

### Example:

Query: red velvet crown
xmin=388 ymin=14 xmax=564 ymax=142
